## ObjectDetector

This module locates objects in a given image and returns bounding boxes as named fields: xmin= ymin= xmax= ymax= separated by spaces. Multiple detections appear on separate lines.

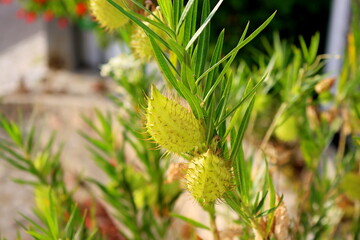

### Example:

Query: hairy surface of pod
xmin=90 ymin=0 xmax=132 ymax=31
xmin=146 ymin=86 xmax=205 ymax=154
xmin=185 ymin=151 xmax=232 ymax=205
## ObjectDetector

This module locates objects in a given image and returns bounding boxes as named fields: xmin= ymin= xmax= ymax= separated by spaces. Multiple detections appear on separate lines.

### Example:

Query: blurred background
xmin=0 ymin=0 xmax=336 ymax=97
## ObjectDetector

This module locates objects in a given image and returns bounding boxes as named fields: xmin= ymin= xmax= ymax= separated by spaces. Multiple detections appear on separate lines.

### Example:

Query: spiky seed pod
xmin=131 ymin=7 xmax=167 ymax=61
xmin=185 ymin=151 xmax=232 ymax=205
xmin=146 ymin=85 xmax=205 ymax=154
xmin=90 ymin=0 xmax=133 ymax=31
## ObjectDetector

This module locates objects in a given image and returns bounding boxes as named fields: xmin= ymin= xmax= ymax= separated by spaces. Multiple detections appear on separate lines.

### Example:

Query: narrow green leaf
xmin=46 ymin=190 xmax=59 ymax=239
xmin=107 ymin=0 xmax=170 ymax=49
xmin=167 ymin=38 xmax=185 ymax=62
xmin=256 ymin=195 xmax=283 ymax=218
xmin=177 ymin=81 xmax=204 ymax=118
xmin=73 ymin=214 xmax=86 ymax=240
xmin=224 ymin=193 xmax=242 ymax=213
xmin=151 ymin=35 xmax=203 ymax=118
xmin=173 ymin=0 xmax=184 ymax=26
xmin=1 ymin=119 xmax=22 ymax=147
xmin=265 ymin=159 xmax=277 ymax=234
xmin=135 ymin=11 xmax=175 ymax=38
xmin=12 ymin=178 xmax=39 ymax=185
xmin=299 ymin=35 xmax=309 ymax=61
xmin=309 ymin=32 xmax=320 ymax=63
xmin=181 ymin=0 xmax=198 ymax=52
xmin=149 ymin=37 xmax=181 ymax=92
xmin=203 ymin=23 xmax=249 ymax=103
xmin=88 ymin=148 xmax=117 ymax=177
xmin=127 ymin=0 xmax=175 ymax=38
xmin=0 ymin=141 xmax=28 ymax=163
xmin=157 ymin=0 xmax=173 ymax=28
xmin=25 ymin=231 xmax=48 ymax=239
xmin=206 ymin=97 xmax=216 ymax=145
xmin=20 ymin=214 xmax=48 ymax=235
xmin=169 ymin=212 xmax=210 ymax=230
xmin=229 ymin=95 xmax=255 ymax=160
xmin=181 ymin=52 xmax=196 ymax=93
xmin=223 ymin=193 xmax=252 ymax=225
xmin=253 ymin=191 xmax=268 ymax=214
xmin=216 ymin=70 xmax=232 ymax=123
xmin=189 ymin=0 xmax=198 ymax=44
xmin=176 ymin=0 xmax=195 ymax=34
xmin=232 ymin=146 xmax=250 ymax=204
xmin=194 ymin=0 xmax=210 ymax=78
xmin=186 ymin=0 xmax=224 ymax=50
xmin=232 ymin=147 xmax=243 ymax=194
xmin=25 ymin=126 xmax=35 ymax=154
xmin=0 ymin=154 xmax=28 ymax=171
xmin=64 ymin=206 xmax=79 ymax=236
xmin=203 ymin=29 xmax=224 ymax=95
xmin=196 ymin=11 xmax=276 ymax=83
xmin=43 ymin=132 xmax=56 ymax=153
xmin=81 ymin=133 xmax=111 ymax=154
xmin=217 ymin=73 xmax=267 ymax=126
xmin=95 ymin=110 xmax=111 ymax=135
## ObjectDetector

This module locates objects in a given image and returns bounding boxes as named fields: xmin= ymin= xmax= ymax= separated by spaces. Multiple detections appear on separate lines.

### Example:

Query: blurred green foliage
xmin=212 ymin=0 xmax=331 ymax=53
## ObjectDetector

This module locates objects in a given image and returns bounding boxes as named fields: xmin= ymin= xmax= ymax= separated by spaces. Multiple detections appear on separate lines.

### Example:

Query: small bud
xmin=146 ymin=85 xmax=205 ymax=154
xmin=321 ymin=107 xmax=338 ymax=123
xmin=185 ymin=151 xmax=232 ymax=205
xmin=306 ymin=104 xmax=320 ymax=129
xmin=165 ymin=162 xmax=188 ymax=183
xmin=90 ymin=0 xmax=133 ymax=31
xmin=348 ymin=33 xmax=356 ymax=68
xmin=315 ymin=77 xmax=335 ymax=94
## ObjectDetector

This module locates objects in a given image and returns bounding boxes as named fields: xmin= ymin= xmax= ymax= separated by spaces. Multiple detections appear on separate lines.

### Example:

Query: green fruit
xmin=341 ymin=173 xmax=360 ymax=201
xmin=146 ymin=85 xmax=205 ymax=154
xmin=185 ymin=150 xmax=232 ymax=205
xmin=274 ymin=115 xmax=298 ymax=142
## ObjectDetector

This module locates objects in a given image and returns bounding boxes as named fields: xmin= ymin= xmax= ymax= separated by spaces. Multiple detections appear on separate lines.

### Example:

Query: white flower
xmin=100 ymin=54 xmax=142 ymax=81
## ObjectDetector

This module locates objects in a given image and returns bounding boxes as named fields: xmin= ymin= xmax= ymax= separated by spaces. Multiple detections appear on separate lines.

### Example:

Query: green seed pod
xmin=146 ymin=85 xmax=205 ymax=154
xmin=185 ymin=151 xmax=232 ymax=205
xmin=131 ymin=7 xmax=167 ymax=61
xmin=274 ymin=115 xmax=298 ymax=142
xmin=90 ymin=0 xmax=133 ymax=31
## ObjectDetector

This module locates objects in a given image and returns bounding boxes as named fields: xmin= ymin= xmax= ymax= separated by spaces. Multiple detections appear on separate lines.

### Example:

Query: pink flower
xmin=0 ymin=0 xmax=12 ymax=5
xmin=16 ymin=8 xmax=26 ymax=19
xmin=58 ymin=17 xmax=68 ymax=28
xmin=43 ymin=10 xmax=54 ymax=22
xmin=25 ymin=12 xmax=37 ymax=23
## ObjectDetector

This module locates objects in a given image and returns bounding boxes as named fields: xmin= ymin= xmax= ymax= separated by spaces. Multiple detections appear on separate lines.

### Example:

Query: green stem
xmin=206 ymin=204 xmax=220 ymax=240
xmin=241 ymin=204 xmax=266 ymax=239
xmin=22 ymin=148 xmax=48 ymax=185
xmin=260 ymin=102 xmax=288 ymax=150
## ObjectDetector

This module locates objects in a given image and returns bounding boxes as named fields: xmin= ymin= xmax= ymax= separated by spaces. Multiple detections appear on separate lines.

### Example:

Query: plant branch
xmin=260 ymin=102 xmax=288 ymax=149
xmin=206 ymin=204 xmax=220 ymax=240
